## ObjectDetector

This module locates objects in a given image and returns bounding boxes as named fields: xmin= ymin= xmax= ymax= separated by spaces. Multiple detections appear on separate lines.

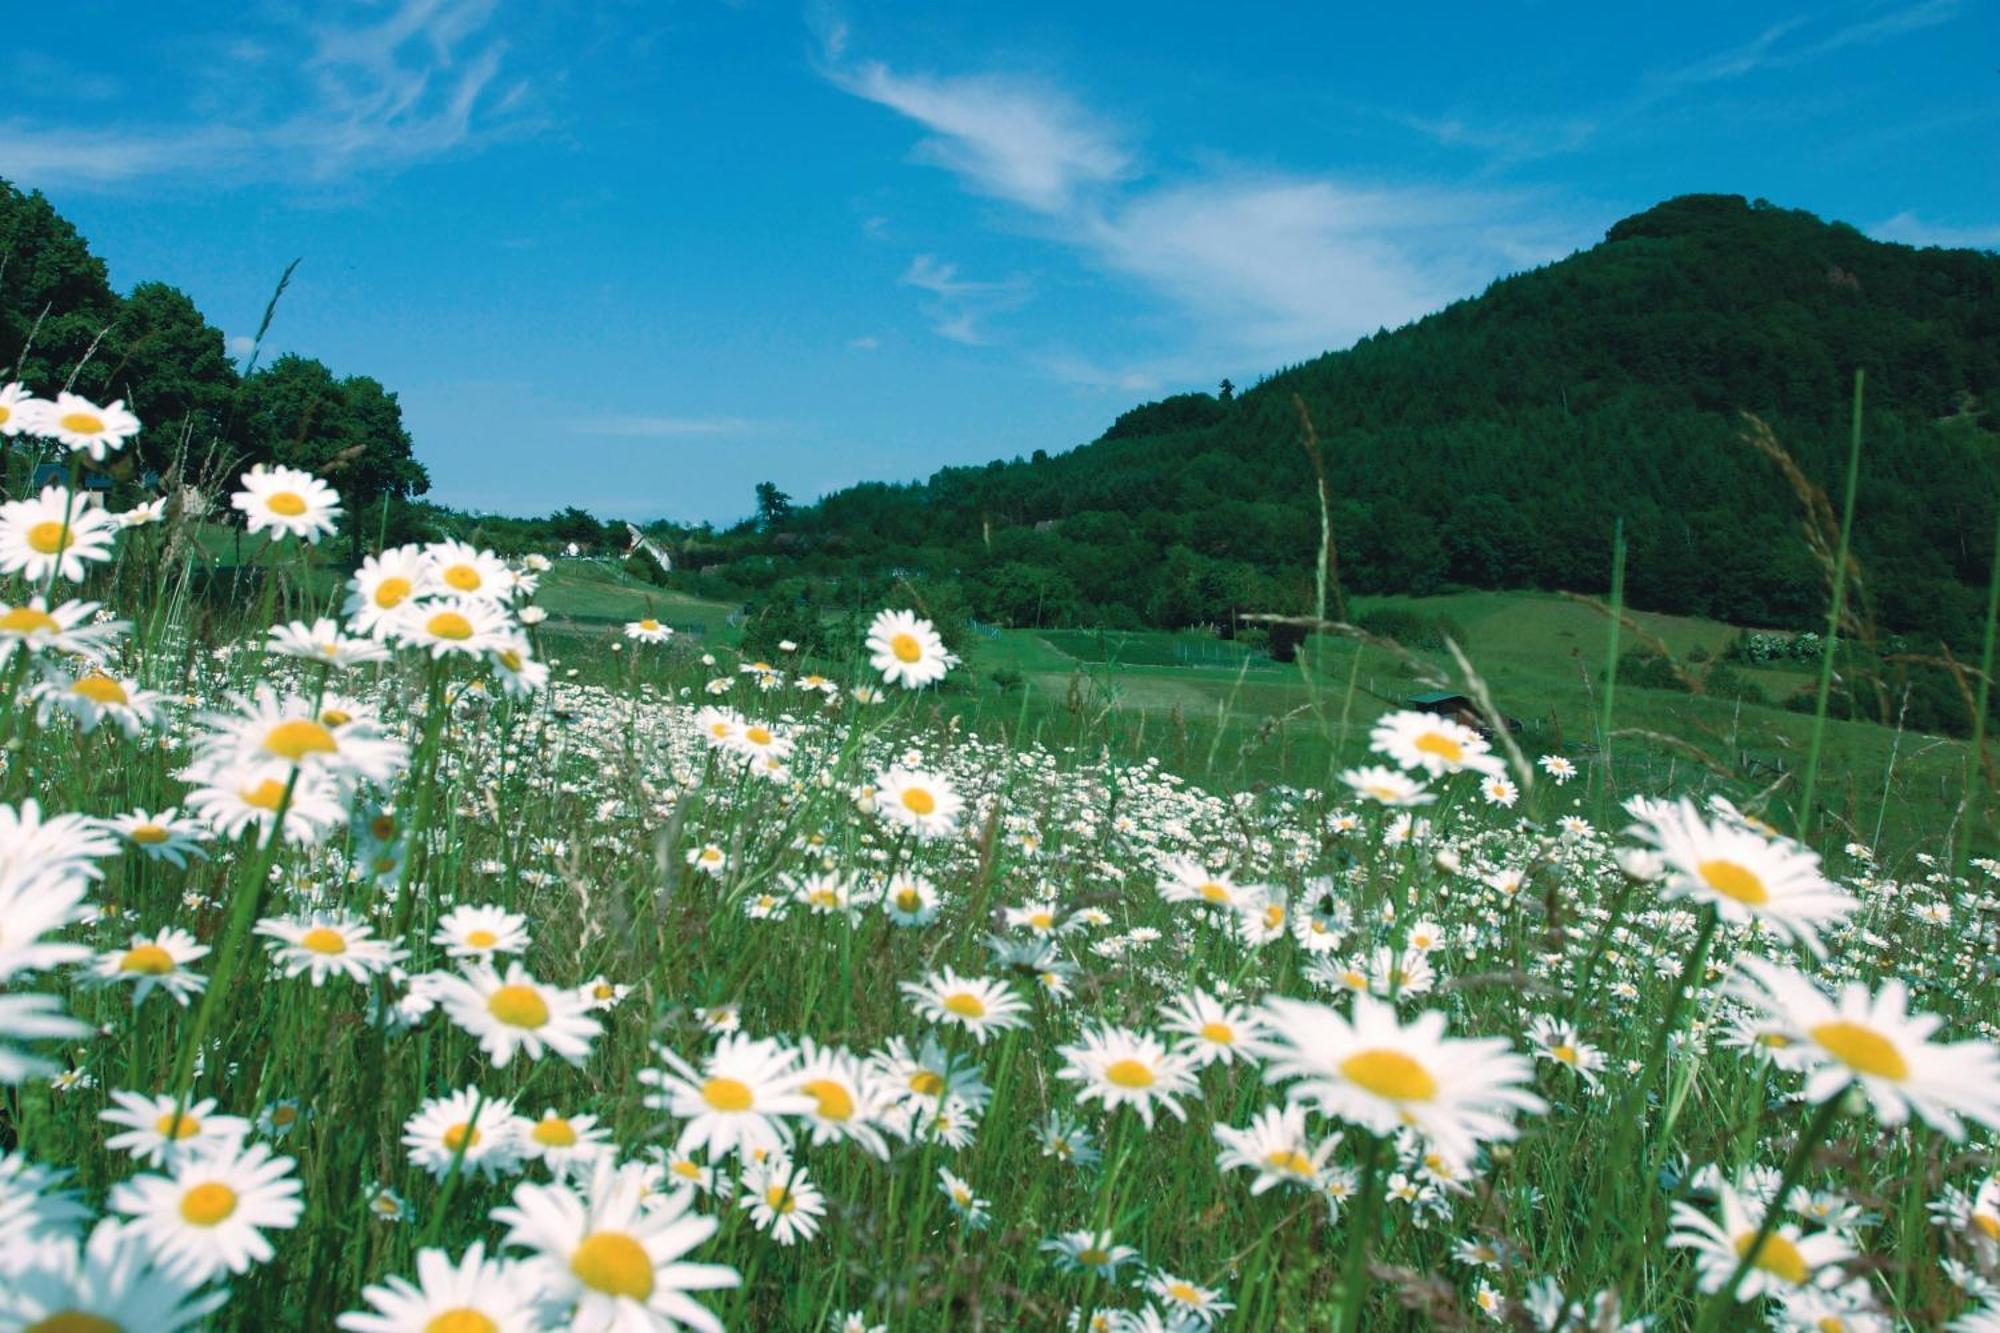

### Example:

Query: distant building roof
xmin=31 ymin=464 xmax=111 ymax=491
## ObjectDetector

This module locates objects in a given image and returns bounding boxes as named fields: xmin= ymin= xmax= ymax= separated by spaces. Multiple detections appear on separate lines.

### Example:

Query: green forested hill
xmin=704 ymin=195 xmax=1998 ymax=655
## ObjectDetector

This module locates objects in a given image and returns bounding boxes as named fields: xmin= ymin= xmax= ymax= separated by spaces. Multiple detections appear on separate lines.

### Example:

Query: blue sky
xmin=6 ymin=0 xmax=1995 ymax=522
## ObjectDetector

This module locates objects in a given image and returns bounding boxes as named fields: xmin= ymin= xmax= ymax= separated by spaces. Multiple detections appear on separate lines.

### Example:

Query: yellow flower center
xmin=1265 ymin=1148 xmax=1316 ymax=1175
xmin=764 ymin=1184 xmax=796 ymax=1212
xmin=25 ymin=1313 xmax=124 ymax=1333
xmin=744 ymin=726 xmax=773 ymax=746
xmin=1199 ymin=1021 xmax=1235 ymax=1046
xmin=442 ymin=1122 xmax=480 ymax=1151
xmin=890 ymin=632 xmax=923 ymax=663
xmin=901 ymin=787 xmax=937 ymax=816
xmin=1553 ymin=1044 xmax=1579 ymax=1065
xmin=895 ymin=889 xmax=921 ymax=911
xmin=1808 ymin=1020 xmax=1909 ymax=1081
xmin=803 ymin=1078 xmax=855 ymax=1121
xmin=1697 ymin=859 xmax=1769 ymax=906
xmin=1166 ymin=1282 xmax=1202 ymax=1305
xmin=487 ymin=984 xmax=550 ymax=1028
xmin=129 ymin=824 xmax=171 ymax=845
xmin=671 ymin=1159 xmax=702 ymax=1179
xmin=71 ymin=674 xmax=128 ymax=705
xmin=444 ymin=564 xmax=482 ymax=591
xmin=266 ymin=491 xmax=308 ymax=518
xmin=570 ymin=1230 xmax=655 ymax=1300
xmin=1732 ymin=1229 xmax=1810 ymax=1285
xmin=263 ymin=718 xmax=337 ymax=763
xmin=270 ymin=1106 xmax=298 ymax=1126
xmin=424 ymin=1311 xmax=498 ymax=1333
xmin=532 ymin=1117 xmax=578 ymax=1147
xmin=1264 ymin=904 xmax=1286 ymax=928
xmin=909 ymin=1070 xmax=945 ymax=1097
xmin=1414 ymin=732 xmax=1464 ymax=763
xmin=373 ymin=576 xmax=412 ymax=608
xmin=119 ymin=944 xmax=175 ymax=974
xmin=1029 ymin=911 xmax=1054 ymax=929
xmin=466 ymin=929 xmax=499 ymax=949
xmin=701 ymin=1077 xmax=754 ymax=1112
xmin=942 ymin=991 xmax=987 ymax=1019
xmin=639 ymin=619 xmax=660 ymax=631
xmin=1077 ymin=1246 xmax=1111 ymax=1267
xmin=0 ymin=606 xmax=60 ymax=634
xmin=427 ymin=610 xmax=475 ymax=640
xmin=1197 ymin=881 xmax=1230 ymax=903
xmin=1341 ymin=1049 xmax=1439 ymax=1102
xmin=1105 ymin=1059 xmax=1155 ymax=1089
xmin=243 ymin=778 xmax=290 ymax=810
xmin=498 ymin=649 xmax=525 ymax=672
xmin=300 ymin=927 xmax=348 ymax=955
xmin=178 ymin=1181 xmax=238 ymax=1226
xmin=26 ymin=521 xmax=76 ymax=555
xmin=153 ymin=1112 xmax=202 ymax=1139
xmin=1973 ymin=1214 xmax=2000 ymax=1242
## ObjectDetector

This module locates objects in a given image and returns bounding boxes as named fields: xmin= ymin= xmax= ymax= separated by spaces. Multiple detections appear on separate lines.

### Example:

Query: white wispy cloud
xmin=1871 ymin=212 xmax=2000 ymax=250
xmin=824 ymin=55 xmax=1130 ymax=214
xmin=0 ymin=0 xmax=533 ymax=190
xmin=898 ymin=254 xmax=1033 ymax=345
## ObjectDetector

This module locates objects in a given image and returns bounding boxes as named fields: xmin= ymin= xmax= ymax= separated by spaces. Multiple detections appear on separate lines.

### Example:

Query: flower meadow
xmin=1 ymin=390 xmax=1999 ymax=1332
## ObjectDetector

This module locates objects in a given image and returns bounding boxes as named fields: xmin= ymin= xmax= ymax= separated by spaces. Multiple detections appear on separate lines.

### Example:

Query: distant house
xmin=1407 ymin=690 xmax=1523 ymax=735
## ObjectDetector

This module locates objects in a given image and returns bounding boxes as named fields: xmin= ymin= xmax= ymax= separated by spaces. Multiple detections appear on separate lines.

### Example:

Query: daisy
xmin=580 ymin=975 xmax=632 ymax=1011
xmin=401 ymin=1085 xmax=526 ymax=1182
xmin=231 ymin=464 xmax=342 ymax=542
xmin=36 ymin=391 xmax=141 ymax=459
xmin=431 ymin=962 xmax=602 ymax=1069
xmin=883 ymin=873 xmax=941 ymax=925
xmin=0 ymin=993 xmax=91 ymax=1085
xmin=392 ymin=596 xmax=514 ymax=657
xmin=0 ymin=1217 xmax=227 ymax=1332
xmin=31 ymin=666 xmax=161 ymax=738
xmin=872 ymin=1034 xmax=993 ymax=1112
xmin=101 ymin=1091 xmax=251 ymax=1167
xmin=199 ymin=687 xmax=407 ymax=787
xmin=1526 ymin=1016 xmax=1607 ymax=1089
xmin=118 ymin=497 xmax=167 ymax=528
xmin=1157 ymin=857 xmax=1266 ymax=912
xmin=0 ymin=867 xmax=93 ymax=979
xmin=425 ymin=541 xmax=511 ymax=600
xmin=336 ymin=1241 xmax=546 ymax=1333
xmin=489 ymin=635 xmax=550 ymax=697
xmin=640 ymin=1033 xmax=812 ymax=1162
xmin=432 ymin=904 xmax=532 ymax=960
xmin=794 ymin=1040 xmax=895 ymax=1158
xmin=1480 ymin=774 xmax=1519 ymax=808
xmin=0 ymin=486 xmax=119 ymax=585
xmin=1142 ymin=1271 xmax=1234 ymax=1326
xmin=738 ymin=1157 xmax=827 ymax=1246
xmin=693 ymin=706 xmax=742 ymax=749
xmin=493 ymin=1157 xmax=739 ymax=1332
xmin=866 ymin=608 xmax=951 ymax=688
xmin=626 ymin=617 xmax=675 ymax=643
xmin=182 ymin=760 xmax=348 ymax=845
xmin=520 ymin=1109 xmax=613 ymax=1179
xmin=1731 ymin=957 xmax=2000 ymax=1139
xmin=1159 ymin=988 xmax=1271 ymax=1068
xmin=268 ymin=617 xmax=391 ymax=669
xmin=1259 ymin=994 xmax=1545 ymax=1166
xmin=900 ymin=967 xmax=1030 ymax=1045
xmin=1212 ymin=1102 xmax=1338 ymax=1195
xmin=1669 ymin=1183 xmax=1856 ymax=1301
xmin=0 ymin=381 xmax=46 ymax=437
xmin=1538 ymin=754 xmax=1577 ymax=783
xmin=1041 ymin=1229 xmax=1140 ymax=1278
xmin=687 ymin=843 xmax=728 ymax=876
xmin=103 ymin=808 xmax=207 ymax=867
xmin=874 ymin=767 xmax=964 ymax=840
xmin=92 ymin=928 xmax=209 ymax=1007
xmin=730 ymin=719 xmax=794 ymax=765
xmin=255 ymin=912 xmax=406 ymax=986
xmin=345 ymin=544 xmax=432 ymax=637
xmin=1057 ymin=1026 xmax=1199 ymax=1129
xmin=1340 ymin=765 xmax=1435 ymax=808
xmin=1370 ymin=710 xmax=1504 ymax=778
xmin=937 ymin=1167 xmax=991 ymax=1229
xmin=0 ymin=596 xmax=123 ymax=665
xmin=1634 ymin=799 xmax=1856 ymax=956
xmin=109 ymin=1138 xmax=303 ymax=1283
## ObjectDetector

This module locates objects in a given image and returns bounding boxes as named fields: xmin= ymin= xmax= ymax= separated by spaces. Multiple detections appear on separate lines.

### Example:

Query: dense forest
xmin=664 ymin=195 xmax=1997 ymax=657
xmin=0 ymin=179 xmax=430 ymax=557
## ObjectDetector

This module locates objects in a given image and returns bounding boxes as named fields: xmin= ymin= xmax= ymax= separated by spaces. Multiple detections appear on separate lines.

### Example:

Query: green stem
xmin=1339 ymin=1131 xmax=1385 ymax=1333
xmin=1798 ymin=369 xmax=1865 ymax=839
